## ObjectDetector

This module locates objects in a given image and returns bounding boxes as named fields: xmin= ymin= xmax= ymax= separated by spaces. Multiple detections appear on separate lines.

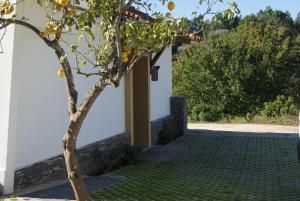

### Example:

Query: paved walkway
xmin=16 ymin=126 xmax=300 ymax=200
xmin=17 ymin=175 xmax=123 ymax=200
xmin=189 ymin=123 xmax=298 ymax=134
xmin=91 ymin=130 xmax=300 ymax=200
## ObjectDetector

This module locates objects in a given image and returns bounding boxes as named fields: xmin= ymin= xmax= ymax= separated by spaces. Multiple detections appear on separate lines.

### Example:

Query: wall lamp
xmin=151 ymin=66 xmax=160 ymax=81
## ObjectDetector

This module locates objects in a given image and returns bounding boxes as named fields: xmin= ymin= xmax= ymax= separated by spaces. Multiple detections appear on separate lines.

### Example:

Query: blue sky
xmin=148 ymin=0 xmax=299 ymax=19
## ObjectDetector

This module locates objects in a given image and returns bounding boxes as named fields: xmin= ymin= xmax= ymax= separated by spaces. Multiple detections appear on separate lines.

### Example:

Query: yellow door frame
xmin=125 ymin=55 xmax=151 ymax=148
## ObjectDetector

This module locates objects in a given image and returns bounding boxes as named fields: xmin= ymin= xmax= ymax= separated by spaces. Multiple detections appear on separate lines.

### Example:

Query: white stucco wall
xmin=150 ymin=48 xmax=172 ymax=121
xmin=13 ymin=31 xmax=126 ymax=169
xmin=10 ymin=3 xmax=125 ymax=169
xmin=0 ymin=25 xmax=14 ymax=188
xmin=0 ymin=1 xmax=18 ymax=194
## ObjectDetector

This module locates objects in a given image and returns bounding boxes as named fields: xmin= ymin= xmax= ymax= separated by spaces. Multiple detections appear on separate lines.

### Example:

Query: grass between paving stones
xmin=92 ymin=133 xmax=300 ymax=201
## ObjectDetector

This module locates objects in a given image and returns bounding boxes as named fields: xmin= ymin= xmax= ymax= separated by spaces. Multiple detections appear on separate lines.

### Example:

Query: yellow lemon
xmin=57 ymin=68 xmax=65 ymax=78
xmin=122 ymin=52 xmax=129 ymax=63
xmin=46 ymin=27 xmax=56 ymax=35
xmin=55 ymin=0 xmax=69 ymax=7
xmin=66 ymin=8 xmax=75 ymax=17
xmin=1 ymin=2 xmax=14 ymax=14
xmin=122 ymin=56 xmax=128 ymax=63
xmin=167 ymin=1 xmax=175 ymax=11
xmin=46 ymin=25 xmax=60 ymax=36
xmin=5 ymin=4 xmax=14 ymax=14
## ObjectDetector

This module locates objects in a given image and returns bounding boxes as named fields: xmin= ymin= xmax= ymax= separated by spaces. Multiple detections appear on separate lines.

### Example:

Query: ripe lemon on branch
xmin=167 ymin=1 xmax=175 ymax=11
xmin=66 ymin=8 xmax=75 ymax=17
xmin=57 ymin=68 xmax=65 ymax=78
xmin=46 ymin=25 xmax=60 ymax=36
xmin=121 ymin=46 xmax=131 ymax=63
xmin=55 ymin=0 xmax=70 ymax=7
xmin=122 ymin=52 xmax=129 ymax=63
xmin=0 ymin=1 xmax=14 ymax=15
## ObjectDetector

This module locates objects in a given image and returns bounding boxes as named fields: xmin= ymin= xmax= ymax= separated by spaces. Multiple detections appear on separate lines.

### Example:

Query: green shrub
xmin=261 ymin=95 xmax=298 ymax=118
xmin=173 ymin=11 xmax=300 ymax=120
xmin=191 ymin=104 xmax=223 ymax=122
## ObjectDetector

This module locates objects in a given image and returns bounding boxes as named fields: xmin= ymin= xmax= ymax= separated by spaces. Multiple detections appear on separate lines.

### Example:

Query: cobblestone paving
xmin=92 ymin=131 xmax=300 ymax=201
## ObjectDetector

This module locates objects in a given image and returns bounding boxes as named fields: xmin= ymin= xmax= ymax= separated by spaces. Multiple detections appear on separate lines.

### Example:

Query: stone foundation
xmin=151 ymin=96 xmax=187 ymax=145
xmin=14 ymin=133 xmax=131 ymax=191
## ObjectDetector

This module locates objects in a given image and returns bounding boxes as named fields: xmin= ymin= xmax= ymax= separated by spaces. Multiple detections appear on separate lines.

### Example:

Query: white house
xmin=0 ymin=2 xmax=197 ymax=195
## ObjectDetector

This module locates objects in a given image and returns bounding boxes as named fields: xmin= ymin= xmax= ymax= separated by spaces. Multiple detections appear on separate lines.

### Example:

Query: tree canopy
xmin=173 ymin=7 xmax=300 ymax=122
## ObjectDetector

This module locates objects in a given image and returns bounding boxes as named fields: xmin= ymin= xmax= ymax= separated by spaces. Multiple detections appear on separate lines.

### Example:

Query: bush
xmin=261 ymin=95 xmax=298 ymax=118
xmin=191 ymin=104 xmax=223 ymax=122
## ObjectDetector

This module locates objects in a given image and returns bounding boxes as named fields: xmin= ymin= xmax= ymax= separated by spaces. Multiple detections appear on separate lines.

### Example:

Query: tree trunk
xmin=62 ymin=116 xmax=91 ymax=201
xmin=60 ymin=78 xmax=106 ymax=200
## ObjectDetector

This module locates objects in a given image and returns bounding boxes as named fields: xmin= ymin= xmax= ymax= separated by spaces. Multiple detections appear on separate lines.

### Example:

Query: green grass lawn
xmin=92 ymin=132 xmax=300 ymax=201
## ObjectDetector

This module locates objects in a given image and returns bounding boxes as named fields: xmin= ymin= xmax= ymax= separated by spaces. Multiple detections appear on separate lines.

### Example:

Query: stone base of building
xmin=14 ymin=133 xmax=131 ymax=191
xmin=151 ymin=96 xmax=187 ymax=145
xmin=13 ymin=96 xmax=188 ymax=192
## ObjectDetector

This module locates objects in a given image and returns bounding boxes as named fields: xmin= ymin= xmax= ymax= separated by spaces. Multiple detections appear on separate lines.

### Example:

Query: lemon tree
xmin=0 ymin=0 xmax=238 ymax=200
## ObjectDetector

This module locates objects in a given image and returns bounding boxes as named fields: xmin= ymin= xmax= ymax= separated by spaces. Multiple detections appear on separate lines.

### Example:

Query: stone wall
xmin=151 ymin=96 xmax=187 ymax=145
xmin=170 ymin=96 xmax=188 ymax=135
xmin=151 ymin=116 xmax=172 ymax=145
xmin=14 ymin=133 xmax=131 ymax=191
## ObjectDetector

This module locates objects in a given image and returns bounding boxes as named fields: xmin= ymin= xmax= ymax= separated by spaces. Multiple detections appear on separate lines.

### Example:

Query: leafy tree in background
xmin=256 ymin=6 xmax=294 ymax=27
xmin=282 ymin=35 xmax=300 ymax=102
xmin=173 ymin=9 xmax=300 ymax=122
xmin=209 ymin=13 xmax=241 ymax=31
xmin=295 ymin=12 xmax=300 ymax=30
xmin=296 ymin=12 xmax=300 ymax=24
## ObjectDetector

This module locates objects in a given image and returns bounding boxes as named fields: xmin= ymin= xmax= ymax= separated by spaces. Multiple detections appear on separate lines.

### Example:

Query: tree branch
xmin=77 ymin=77 xmax=109 ymax=119
xmin=0 ymin=26 xmax=8 ymax=54
xmin=0 ymin=18 xmax=55 ymax=48
xmin=54 ymin=44 xmax=78 ymax=115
